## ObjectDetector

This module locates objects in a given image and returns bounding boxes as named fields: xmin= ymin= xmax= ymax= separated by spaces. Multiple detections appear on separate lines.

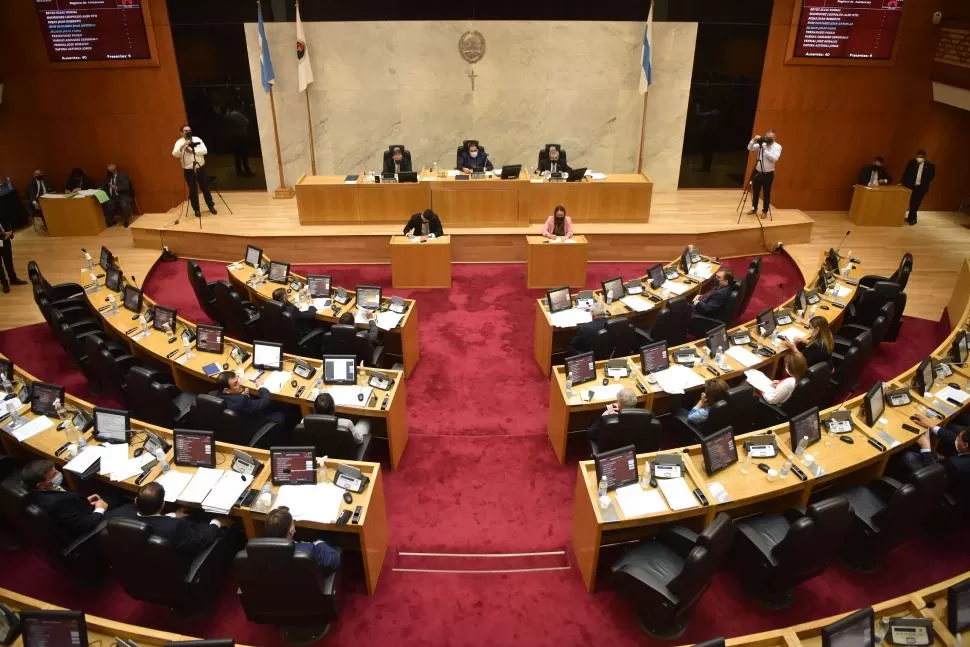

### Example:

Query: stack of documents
xmin=262 ymin=371 xmax=293 ymax=394
xmin=725 ymin=345 xmax=762 ymax=368
xmin=615 ymin=484 xmax=668 ymax=519
xmin=110 ymin=454 xmax=154 ymax=482
xmin=657 ymin=478 xmax=699 ymax=511
xmin=155 ymin=470 xmax=193 ymax=502
xmin=653 ymin=364 xmax=705 ymax=395
xmin=690 ymin=263 xmax=715 ymax=280
xmin=202 ymin=471 xmax=253 ymax=514
xmin=272 ymin=483 xmax=344 ymax=524
xmin=178 ymin=468 xmax=225 ymax=505
xmin=97 ymin=443 xmax=153 ymax=481
xmin=935 ymin=386 xmax=969 ymax=405
xmin=834 ymin=285 xmax=852 ymax=298
xmin=376 ymin=311 xmax=404 ymax=331
xmin=312 ymin=298 xmax=332 ymax=310
xmin=328 ymin=385 xmax=374 ymax=407
xmin=663 ymin=282 xmax=691 ymax=295
xmin=6 ymin=415 xmax=52 ymax=442
xmin=744 ymin=369 xmax=774 ymax=393
xmin=620 ymin=295 xmax=653 ymax=312
xmin=549 ymin=308 xmax=592 ymax=328
xmin=63 ymin=445 xmax=104 ymax=476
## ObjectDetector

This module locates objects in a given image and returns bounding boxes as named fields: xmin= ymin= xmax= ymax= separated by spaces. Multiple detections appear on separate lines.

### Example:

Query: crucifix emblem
xmin=466 ymin=68 xmax=479 ymax=91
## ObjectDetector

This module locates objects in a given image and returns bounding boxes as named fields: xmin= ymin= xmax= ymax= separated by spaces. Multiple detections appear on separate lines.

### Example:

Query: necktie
xmin=551 ymin=162 xmax=557 ymax=173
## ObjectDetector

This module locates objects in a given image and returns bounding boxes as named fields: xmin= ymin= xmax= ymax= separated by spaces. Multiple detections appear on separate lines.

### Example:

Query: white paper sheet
xmin=447 ymin=170 xmax=461 ymax=177
xmin=745 ymin=369 xmax=775 ymax=393
xmin=663 ymin=281 xmax=691 ymax=295
xmin=111 ymin=454 xmax=155 ymax=482
xmin=155 ymin=470 xmax=193 ymax=502
xmin=9 ymin=415 xmax=53 ymax=442
xmin=376 ymin=311 xmax=404 ymax=330
xmin=313 ymin=298 xmax=332 ymax=310
xmin=178 ymin=468 xmax=225 ymax=504
xmin=549 ymin=308 xmax=593 ymax=328
xmin=591 ymin=384 xmax=625 ymax=401
xmin=657 ymin=477 xmax=699 ymax=511
xmin=620 ymin=295 xmax=653 ymax=312
xmin=615 ymin=484 xmax=668 ymax=518
xmin=272 ymin=482 xmax=344 ymax=524
xmin=63 ymin=446 xmax=104 ymax=474
xmin=589 ymin=172 xmax=607 ymax=180
xmin=98 ymin=443 xmax=131 ymax=476
xmin=690 ymin=262 xmax=715 ymax=280
xmin=653 ymin=364 xmax=705 ymax=395
xmin=780 ymin=328 xmax=808 ymax=342
xmin=725 ymin=345 xmax=762 ymax=368
xmin=202 ymin=470 xmax=253 ymax=514
xmin=327 ymin=385 xmax=374 ymax=407
xmin=835 ymin=285 xmax=852 ymax=298
xmin=262 ymin=371 xmax=293 ymax=394
xmin=563 ymin=238 xmax=577 ymax=244
xmin=935 ymin=386 xmax=969 ymax=405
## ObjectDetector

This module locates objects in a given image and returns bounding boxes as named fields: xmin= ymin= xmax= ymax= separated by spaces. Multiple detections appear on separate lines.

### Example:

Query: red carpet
xmin=0 ymin=252 xmax=960 ymax=646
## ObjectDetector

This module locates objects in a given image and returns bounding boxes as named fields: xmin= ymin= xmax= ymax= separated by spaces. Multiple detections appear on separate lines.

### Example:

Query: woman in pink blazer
xmin=542 ymin=205 xmax=574 ymax=239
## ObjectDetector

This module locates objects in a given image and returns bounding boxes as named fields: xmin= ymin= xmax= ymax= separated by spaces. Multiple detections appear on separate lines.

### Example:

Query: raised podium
xmin=390 ymin=235 xmax=452 ymax=288
xmin=848 ymin=185 xmax=910 ymax=227
xmin=526 ymin=235 xmax=588 ymax=288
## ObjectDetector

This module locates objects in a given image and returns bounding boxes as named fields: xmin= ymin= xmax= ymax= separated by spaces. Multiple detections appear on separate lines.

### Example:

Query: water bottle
xmin=89 ymin=272 xmax=99 ymax=293
xmin=140 ymin=315 xmax=149 ymax=336
xmin=565 ymin=373 xmax=574 ymax=398
xmin=715 ymin=346 xmax=729 ymax=371
xmin=795 ymin=435 xmax=809 ymax=457
xmin=606 ymin=290 xmax=613 ymax=306
xmin=317 ymin=455 xmax=329 ymax=482
xmin=53 ymin=398 xmax=65 ymax=421
xmin=107 ymin=295 xmax=117 ymax=315
xmin=182 ymin=337 xmax=193 ymax=361
xmin=257 ymin=484 xmax=273 ymax=512
xmin=740 ymin=453 xmax=751 ymax=474
xmin=779 ymin=460 xmax=792 ymax=479
xmin=153 ymin=445 xmax=170 ymax=473
xmin=83 ymin=250 xmax=94 ymax=270
xmin=1 ymin=373 xmax=11 ymax=394
xmin=74 ymin=423 xmax=87 ymax=450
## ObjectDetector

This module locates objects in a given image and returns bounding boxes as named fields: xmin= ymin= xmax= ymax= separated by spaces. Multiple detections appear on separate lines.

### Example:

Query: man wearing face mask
xmin=745 ymin=129 xmax=782 ymax=219
xmin=537 ymin=146 xmax=571 ymax=175
xmin=900 ymin=149 xmax=936 ymax=225
xmin=858 ymin=156 xmax=891 ymax=187
xmin=22 ymin=459 xmax=123 ymax=542
xmin=457 ymin=142 xmax=494 ymax=174
xmin=383 ymin=146 xmax=413 ymax=175
xmin=25 ymin=169 xmax=51 ymax=214
xmin=172 ymin=124 xmax=217 ymax=218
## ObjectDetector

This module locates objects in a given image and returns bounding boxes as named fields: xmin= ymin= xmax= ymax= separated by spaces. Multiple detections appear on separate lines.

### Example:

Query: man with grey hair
xmin=570 ymin=300 xmax=610 ymax=354
xmin=585 ymin=387 xmax=639 ymax=445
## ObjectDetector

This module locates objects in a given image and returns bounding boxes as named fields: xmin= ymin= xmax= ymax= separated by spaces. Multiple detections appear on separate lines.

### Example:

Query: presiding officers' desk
xmin=39 ymin=194 xmax=106 ymax=237
xmin=848 ymin=184 xmax=910 ymax=227
xmin=0 ymin=359 xmax=390 ymax=595
xmin=526 ymin=235 xmax=588 ymax=289
xmin=390 ymin=235 xmax=452 ymax=288
xmin=83 ymin=261 xmax=410 ymax=469
xmin=295 ymin=170 xmax=653 ymax=227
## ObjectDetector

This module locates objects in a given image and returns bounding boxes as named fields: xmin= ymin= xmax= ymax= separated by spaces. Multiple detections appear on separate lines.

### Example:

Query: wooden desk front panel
xmin=358 ymin=182 xmax=431 ymax=224
xmin=521 ymin=182 xmax=592 ymax=225
xmin=587 ymin=177 xmax=653 ymax=223
xmin=526 ymin=235 xmax=588 ymax=288
xmin=296 ymin=177 xmax=359 ymax=224
xmin=390 ymin=236 xmax=452 ymax=288
xmin=429 ymin=181 xmax=526 ymax=227
xmin=848 ymin=185 xmax=909 ymax=227
xmin=40 ymin=196 xmax=106 ymax=237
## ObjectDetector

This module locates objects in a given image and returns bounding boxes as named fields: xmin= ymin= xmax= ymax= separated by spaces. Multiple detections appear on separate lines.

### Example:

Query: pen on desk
xmin=167 ymin=350 xmax=182 ymax=360
xmin=125 ymin=326 xmax=138 ymax=335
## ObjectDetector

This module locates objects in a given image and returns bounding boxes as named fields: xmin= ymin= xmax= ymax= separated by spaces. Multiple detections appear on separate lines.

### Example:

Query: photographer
xmin=746 ymin=129 xmax=782 ymax=219
xmin=171 ymin=124 xmax=216 ymax=218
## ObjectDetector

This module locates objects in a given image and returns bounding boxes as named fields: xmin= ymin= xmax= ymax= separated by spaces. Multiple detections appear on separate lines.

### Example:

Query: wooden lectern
xmin=390 ymin=235 xmax=452 ymax=288
xmin=525 ymin=235 xmax=588 ymax=288
xmin=848 ymin=185 xmax=910 ymax=227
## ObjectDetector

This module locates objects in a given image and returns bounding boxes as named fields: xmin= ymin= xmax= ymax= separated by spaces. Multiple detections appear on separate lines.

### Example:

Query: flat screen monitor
xmin=789 ymin=406 xmax=821 ymax=451
xmin=93 ymin=407 xmax=130 ymax=444
xmin=173 ymin=429 xmax=215 ymax=468
xmin=795 ymin=288 xmax=808 ymax=314
xmin=816 ymin=268 xmax=829 ymax=293
xmin=99 ymin=245 xmax=114 ymax=271
xmin=307 ymin=274 xmax=331 ymax=298
xmin=821 ymin=607 xmax=874 ymax=647
xmin=564 ymin=351 xmax=596 ymax=386
xmin=707 ymin=324 xmax=729 ymax=355
xmin=324 ymin=355 xmax=357 ymax=385
xmin=195 ymin=325 xmax=224 ymax=354
xmin=122 ymin=285 xmax=143 ymax=313
xmin=915 ymin=357 xmax=934 ymax=395
xmin=791 ymin=0 xmax=902 ymax=61
xmin=105 ymin=266 xmax=123 ymax=292
xmin=163 ymin=641 xmax=235 ymax=647
xmin=500 ymin=164 xmax=521 ymax=179
xmin=271 ymin=446 xmax=317 ymax=485
xmin=601 ymin=277 xmax=624 ymax=300
xmin=679 ymin=247 xmax=692 ymax=274
xmin=268 ymin=261 xmax=289 ymax=284
xmin=640 ymin=341 xmax=669 ymax=374
xmin=647 ymin=264 xmax=666 ymax=289
xmin=953 ymin=330 xmax=968 ymax=365
xmin=356 ymin=285 xmax=382 ymax=310
xmin=253 ymin=340 xmax=283 ymax=371
xmin=594 ymin=444 xmax=638 ymax=491
xmin=546 ymin=287 xmax=572 ymax=314
xmin=757 ymin=308 xmax=777 ymax=336
xmin=0 ymin=358 xmax=12 ymax=383
xmin=826 ymin=248 xmax=840 ymax=273
xmin=947 ymin=576 xmax=970 ymax=634
xmin=702 ymin=426 xmax=738 ymax=476
xmin=863 ymin=382 xmax=885 ymax=427
xmin=153 ymin=305 xmax=177 ymax=333
xmin=20 ymin=609 xmax=88 ymax=647
xmin=245 ymin=245 xmax=263 ymax=267
xmin=30 ymin=381 xmax=64 ymax=416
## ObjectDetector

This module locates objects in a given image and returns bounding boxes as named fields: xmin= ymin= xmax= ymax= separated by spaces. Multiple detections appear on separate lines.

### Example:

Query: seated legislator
xmin=382 ymin=146 xmax=413 ymax=174
xmin=339 ymin=311 xmax=378 ymax=344
xmin=687 ymin=379 xmax=730 ymax=425
xmin=759 ymin=352 xmax=807 ymax=405
xmin=586 ymin=388 xmax=639 ymax=445
xmin=537 ymin=145 xmax=571 ymax=175
xmin=858 ymin=156 xmax=891 ymax=187
xmin=216 ymin=370 xmax=287 ymax=425
xmin=542 ymin=205 xmax=574 ymax=240
xmin=118 ymin=482 xmax=225 ymax=558
xmin=903 ymin=414 xmax=970 ymax=503
xmin=101 ymin=163 xmax=133 ymax=228
xmin=25 ymin=169 xmax=52 ymax=213
xmin=64 ymin=167 xmax=96 ymax=193
xmin=688 ymin=269 xmax=735 ymax=336
xmin=403 ymin=209 xmax=444 ymax=239
xmin=263 ymin=506 xmax=340 ymax=573
xmin=782 ymin=316 xmax=834 ymax=367
xmin=22 ymin=459 xmax=121 ymax=541
xmin=312 ymin=393 xmax=370 ymax=444
xmin=457 ymin=141 xmax=494 ymax=173
xmin=569 ymin=301 xmax=608 ymax=352
xmin=272 ymin=287 xmax=318 ymax=335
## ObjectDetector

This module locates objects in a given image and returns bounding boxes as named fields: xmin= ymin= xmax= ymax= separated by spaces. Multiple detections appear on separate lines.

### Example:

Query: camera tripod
xmin=170 ymin=140 xmax=233 ymax=230
xmin=736 ymin=140 xmax=773 ymax=224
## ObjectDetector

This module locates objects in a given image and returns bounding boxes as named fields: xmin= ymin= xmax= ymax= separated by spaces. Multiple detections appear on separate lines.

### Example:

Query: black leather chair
xmin=738 ymin=257 xmax=762 ymax=316
xmin=636 ymin=296 xmax=691 ymax=347
xmin=354 ymin=330 xmax=385 ymax=368
xmin=322 ymin=324 xmax=357 ymax=357
xmin=732 ymin=496 xmax=852 ymax=608
xmin=840 ymin=474 xmax=925 ymax=570
xmin=260 ymin=300 xmax=325 ymax=359
xmin=846 ymin=281 xmax=906 ymax=342
xmin=35 ymin=291 xmax=91 ymax=330
xmin=382 ymin=145 xmax=412 ymax=172
xmin=27 ymin=260 xmax=85 ymax=303
xmin=672 ymin=398 xmax=732 ymax=444
xmin=294 ymin=415 xmax=371 ymax=462
xmin=187 ymin=260 xmax=222 ymax=324
xmin=589 ymin=409 xmax=661 ymax=455
xmin=828 ymin=343 xmax=865 ymax=404
xmin=214 ymin=282 xmax=260 ymax=343
xmin=234 ymin=538 xmax=340 ymax=643
xmin=84 ymin=334 xmax=139 ymax=402
xmin=838 ymin=302 xmax=894 ymax=351
xmin=455 ymin=139 xmax=487 ymax=169
xmin=104 ymin=517 xmax=234 ymax=612
xmin=612 ymin=513 xmax=734 ymax=639
xmin=860 ymin=252 xmax=912 ymax=292
xmin=126 ymin=366 xmax=195 ymax=428
xmin=606 ymin=318 xmax=640 ymax=357
xmin=758 ymin=362 xmax=832 ymax=425
xmin=689 ymin=282 xmax=743 ymax=338
xmin=193 ymin=393 xmax=283 ymax=449
xmin=537 ymin=144 xmax=568 ymax=170
xmin=725 ymin=383 xmax=760 ymax=434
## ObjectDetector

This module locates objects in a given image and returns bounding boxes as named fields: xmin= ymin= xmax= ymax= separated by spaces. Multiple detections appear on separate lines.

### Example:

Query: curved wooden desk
xmin=82 ymin=259 xmax=410 ymax=468
xmin=571 ymin=257 xmax=970 ymax=592
xmin=0 ymin=358 xmax=389 ymax=595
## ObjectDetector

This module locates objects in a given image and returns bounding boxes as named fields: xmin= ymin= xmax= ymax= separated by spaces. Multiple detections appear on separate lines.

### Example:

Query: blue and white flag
xmin=639 ymin=3 xmax=653 ymax=94
xmin=257 ymin=0 xmax=275 ymax=93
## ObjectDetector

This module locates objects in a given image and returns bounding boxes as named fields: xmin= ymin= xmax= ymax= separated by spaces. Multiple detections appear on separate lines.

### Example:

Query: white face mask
xmin=916 ymin=157 xmax=925 ymax=164
xmin=49 ymin=471 xmax=64 ymax=489
xmin=469 ymin=151 xmax=478 ymax=158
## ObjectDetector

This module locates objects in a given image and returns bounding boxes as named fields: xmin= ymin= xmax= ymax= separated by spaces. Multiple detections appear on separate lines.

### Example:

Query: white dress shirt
xmin=915 ymin=161 xmax=924 ymax=186
xmin=172 ymin=136 xmax=208 ymax=170
xmin=747 ymin=139 xmax=782 ymax=173
xmin=869 ymin=170 xmax=880 ymax=187
xmin=762 ymin=376 xmax=796 ymax=405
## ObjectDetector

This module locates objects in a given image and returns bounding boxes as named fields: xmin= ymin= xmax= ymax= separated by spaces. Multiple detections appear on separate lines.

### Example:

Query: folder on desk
xmin=202 ymin=470 xmax=253 ymax=514
xmin=657 ymin=478 xmax=699 ymax=511
xmin=615 ymin=484 xmax=668 ymax=518
xmin=7 ymin=415 xmax=53 ymax=442
xmin=273 ymin=483 xmax=344 ymax=524
xmin=63 ymin=446 xmax=104 ymax=476
xmin=177 ymin=468 xmax=225 ymax=505
xmin=155 ymin=470 xmax=193 ymax=502
xmin=97 ymin=443 xmax=131 ymax=476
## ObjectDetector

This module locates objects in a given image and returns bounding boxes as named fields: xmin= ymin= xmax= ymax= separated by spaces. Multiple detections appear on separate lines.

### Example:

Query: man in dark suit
xmin=457 ymin=142 xmax=494 ymax=173
xmin=688 ymin=269 xmax=735 ymax=336
xmin=858 ymin=156 xmax=891 ymax=187
xmin=25 ymin=169 xmax=51 ymax=213
xmin=0 ymin=218 xmax=27 ymax=293
xmin=22 ymin=459 xmax=113 ymax=542
xmin=64 ymin=168 xmax=95 ymax=193
xmin=264 ymin=505 xmax=340 ymax=572
xmin=272 ymin=287 xmax=319 ymax=336
xmin=537 ymin=146 xmax=571 ymax=174
xmin=900 ymin=149 xmax=936 ymax=225
xmin=585 ymin=388 xmax=638 ymax=445
xmin=403 ymin=209 xmax=443 ymax=238
xmin=101 ymin=163 xmax=133 ymax=228
xmin=569 ymin=302 xmax=609 ymax=353
xmin=382 ymin=146 xmax=412 ymax=175
xmin=216 ymin=370 xmax=287 ymax=425
xmin=118 ymin=482 xmax=224 ymax=558
xmin=903 ymin=414 xmax=970 ymax=503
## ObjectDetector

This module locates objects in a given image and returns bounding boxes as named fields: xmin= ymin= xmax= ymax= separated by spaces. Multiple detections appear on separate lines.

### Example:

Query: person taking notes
xmin=542 ymin=205 xmax=574 ymax=240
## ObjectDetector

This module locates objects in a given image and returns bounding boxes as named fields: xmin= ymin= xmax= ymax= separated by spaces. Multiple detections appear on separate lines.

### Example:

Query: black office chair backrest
xmin=740 ymin=257 xmax=762 ymax=316
xmin=127 ymin=366 xmax=182 ymax=428
xmin=323 ymin=324 xmax=357 ymax=355
xmin=697 ymin=512 xmax=734 ymax=564
xmin=194 ymin=393 xmax=228 ymax=433
xmin=606 ymin=318 xmax=639 ymax=357
xmin=84 ymin=335 xmax=128 ymax=397
xmin=831 ymin=345 xmax=864 ymax=397
xmin=187 ymin=260 xmax=221 ymax=323
xmin=537 ymin=145 xmax=568 ymax=168
xmin=700 ymin=398 xmax=732 ymax=438
xmin=354 ymin=331 xmax=380 ymax=367
xmin=217 ymin=284 xmax=258 ymax=343
xmin=868 ymin=302 xmax=895 ymax=347
xmin=651 ymin=296 xmax=690 ymax=347
xmin=773 ymin=497 xmax=851 ymax=578
xmin=259 ymin=300 xmax=287 ymax=344
xmin=782 ymin=362 xmax=831 ymax=418
xmin=871 ymin=480 xmax=919 ymax=544
xmin=598 ymin=409 xmax=661 ymax=454
xmin=909 ymin=463 xmax=946 ymax=513
xmin=726 ymin=383 xmax=757 ymax=433
xmin=717 ymin=282 xmax=744 ymax=325
xmin=105 ymin=517 xmax=189 ymax=603
xmin=295 ymin=415 xmax=360 ymax=460
xmin=890 ymin=252 xmax=913 ymax=291
xmin=588 ymin=327 xmax=613 ymax=361
xmin=668 ymin=513 xmax=733 ymax=609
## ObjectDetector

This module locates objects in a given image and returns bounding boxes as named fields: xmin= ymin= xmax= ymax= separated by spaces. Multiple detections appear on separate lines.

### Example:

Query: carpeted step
xmin=394 ymin=549 xmax=569 ymax=572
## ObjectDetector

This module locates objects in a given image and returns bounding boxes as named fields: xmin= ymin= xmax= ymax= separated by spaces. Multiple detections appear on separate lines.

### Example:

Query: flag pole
xmin=636 ymin=92 xmax=649 ymax=175
xmin=268 ymin=85 xmax=294 ymax=198
xmin=305 ymin=92 xmax=317 ymax=175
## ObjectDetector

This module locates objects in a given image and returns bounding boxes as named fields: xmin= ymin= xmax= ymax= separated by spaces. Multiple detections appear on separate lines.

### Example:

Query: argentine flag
xmin=257 ymin=0 xmax=275 ymax=93
xmin=639 ymin=3 xmax=653 ymax=94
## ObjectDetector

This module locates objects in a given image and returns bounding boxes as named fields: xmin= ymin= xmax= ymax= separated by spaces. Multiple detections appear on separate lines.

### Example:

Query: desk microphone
xmin=129 ymin=274 xmax=138 ymax=288
xmin=834 ymin=230 xmax=851 ymax=256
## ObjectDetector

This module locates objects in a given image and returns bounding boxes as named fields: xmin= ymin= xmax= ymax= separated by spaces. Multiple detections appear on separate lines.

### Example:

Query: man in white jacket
xmin=172 ymin=124 xmax=217 ymax=217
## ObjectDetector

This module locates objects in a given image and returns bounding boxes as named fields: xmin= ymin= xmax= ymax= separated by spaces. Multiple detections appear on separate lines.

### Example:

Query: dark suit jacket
xmin=296 ymin=540 xmax=341 ymax=572
xmin=570 ymin=318 xmax=608 ymax=353
xmin=283 ymin=302 xmax=318 ymax=335
xmin=221 ymin=387 xmax=275 ymax=419
xmin=916 ymin=425 xmax=970 ymax=501
xmin=122 ymin=512 xmax=222 ymax=558
xmin=101 ymin=171 xmax=132 ymax=197
xmin=403 ymin=212 xmax=444 ymax=237
xmin=901 ymin=158 xmax=936 ymax=189
xmin=65 ymin=173 xmax=95 ymax=192
xmin=537 ymin=157 xmax=571 ymax=174
xmin=457 ymin=151 xmax=494 ymax=172
xmin=694 ymin=283 xmax=733 ymax=316
xmin=27 ymin=489 xmax=103 ymax=541
xmin=382 ymin=156 xmax=413 ymax=175
xmin=585 ymin=413 xmax=617 ymax=444
xmin=857 ymin=164 xmax=891 ymax=185
xmin=26 ymin=177 xmax=52 ymax=205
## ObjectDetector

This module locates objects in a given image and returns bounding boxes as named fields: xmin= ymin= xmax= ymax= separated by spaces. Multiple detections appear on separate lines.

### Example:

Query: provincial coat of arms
xmin=458 ymin=31 xmax=486 ymax=64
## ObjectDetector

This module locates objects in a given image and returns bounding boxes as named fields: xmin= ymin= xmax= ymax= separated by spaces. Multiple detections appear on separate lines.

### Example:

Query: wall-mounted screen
xmin=791 ymin=0 xmax=903 ymax=61
xmin=35 ymin=0 xmax=153 ymax=63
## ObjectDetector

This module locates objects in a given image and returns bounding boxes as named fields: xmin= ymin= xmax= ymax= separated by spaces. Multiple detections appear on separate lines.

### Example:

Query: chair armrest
xmin=736 ymin=524 xmax=780 ymax=568
xmin=116 ymin=355 xmax=140 ymax=374
xmin=68 ymin=320 xmax=104 ymax=336
xmin=782 ymin=506 xmax=808 ymax=524
xmin=62 ymin=519 xmax=107 ymax=556
xmin=244 ymin=312 xmax=261 ymax=326
xmin=249 ymin=421 xmax=281 ymax=449
xmin=49 ymin=284 xmax=86 ymax=301
xmin=755 ymin=397 xmax=787 ymax=426
xmin=184 ymin=533 xmax=232 ymax=587
xmin=658 ymin=525 xmax=700 ymax=558
xmin=634 ymin=327 xmax=654 ymax=344
xmin=298 ymin=328 xmax=325 ymax=348
xmin=870 ymin=476 xmax=904 ymax=502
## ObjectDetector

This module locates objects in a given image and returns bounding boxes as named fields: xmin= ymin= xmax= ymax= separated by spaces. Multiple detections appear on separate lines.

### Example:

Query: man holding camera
xmin=746 ymin=130 xmax=782 ymax=219
xmin=172 ymin=124 xmax=217 ymax=218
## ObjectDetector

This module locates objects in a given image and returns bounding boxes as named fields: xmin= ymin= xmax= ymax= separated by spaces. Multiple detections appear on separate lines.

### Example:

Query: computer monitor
xmin=564 ymin=351 xmax=596 ymax=385
xmin=594 ymin=444 xmax=638 ymax=491
xmin=789 ymin=407 xmax=821 ymax=451
xmin=245 ymin=245 xmax=263 ymax=267
xmin=500 ymin=164 xmax=521 ymax=179
xmin=601 ymin=277 xmax=625 ymax=300
xmin=702 ymin=426 xmax=738 ymax=476
xmin=707 ymin=324 xmax=729 ymax=355
xmin=826 ymin=247 xmax=841 ymax=273
xmin=953 ymin=330 xmax=968 ymax=365
xmin=195 ymin=324 xmax=224 ymax=354
xmin=914 ymin=356 xmax=934 ymax=395
xmin=863 ymin=382 xmax=885 ymax=427
xmin=323 ymin=355 xmax=357 ymax=385
xmin=268 ymin=261 xmax=290 ymax=284
xmin=947 ymin=576 xmax=970 ymax=634
xmin=757 ymin=308 xmax=777 ymax=336
xmin=30 ymin=381 xmax=64 ymax=416
xmin=820 ymin=607 xmax=874 ymax=647
xmin=252 ymin=340 xmax=283 ymax=371
xmin=679 ymin=247 xmax=692 ymax=274
xmin=122 ymin=285 xmax=143 ymax=313
xmin=640 ymin=341 xmax=669 ymax=374
xmin=163 ymin=641 xmax=235 ymax=647
xmin=271 ymin=446 xmax=317 ymax=485
xmin=99 ymin=245 xmax=114 ymax=271
xmin=545 ymin=287 xmax=572 ymax=314
xmin=93 ymin=407 xmax=130 ymax=444
xmin=20 ymin=610 xmax=88 ymax=647
xmin=398 ymin=171 xmax=419 ymax=183
xmin=173 ymin=429 xmax=215 ymax=468
xmin=647 ymin=264 xmax=666 ymax=289
xmin=356 ymin=285 xmax=382 ymax=310
xmin=307 ymin=274 xmax=331 ymax=298
xmin=153 ymin=305 xmax=177 ymax=333
xmin=794 ymin=288 xmax=808 ymax=314
xmin=0 ymin=358 xmax=12 ymax=383
xmin=105 ymin=266 xmax=123 ymax=292
xmin=566 ymin=167 xmax=587 ymax=182
xmin=816 ymin=268 xmax=829 ymax=293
